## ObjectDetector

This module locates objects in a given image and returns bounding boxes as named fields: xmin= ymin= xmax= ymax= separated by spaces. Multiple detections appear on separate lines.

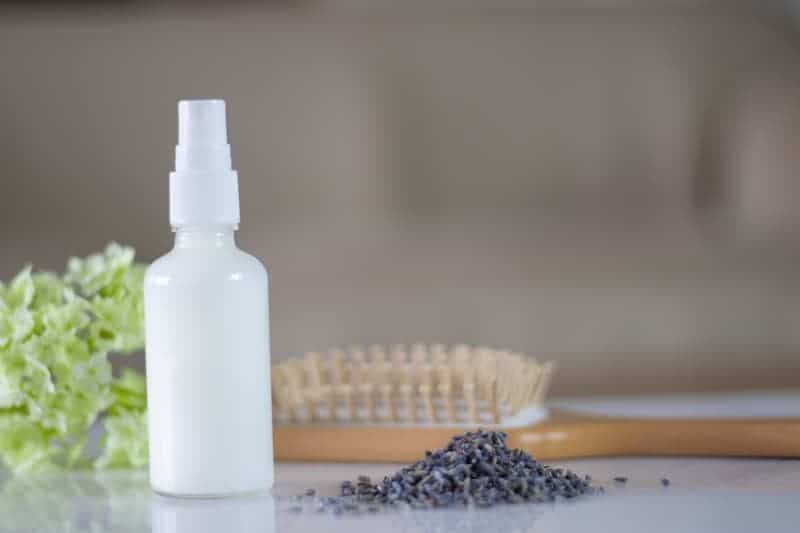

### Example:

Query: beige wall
xmin=2 ymin=3 xmax=800 ymax=394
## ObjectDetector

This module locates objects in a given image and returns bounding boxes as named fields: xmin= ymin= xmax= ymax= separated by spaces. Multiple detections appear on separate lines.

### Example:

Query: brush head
xmin=272 ymin=344 xmax=554 ymax=427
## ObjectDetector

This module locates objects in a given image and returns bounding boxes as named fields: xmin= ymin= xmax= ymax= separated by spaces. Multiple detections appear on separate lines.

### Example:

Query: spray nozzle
xmin=178 ymin=100 xmax=228 ymax=146
xmin=174 ymin=99 xmax=232 ymax=173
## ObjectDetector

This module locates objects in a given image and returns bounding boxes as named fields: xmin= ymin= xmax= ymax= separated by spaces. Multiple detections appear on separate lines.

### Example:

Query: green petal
xmin=94 ymin=408 xmax=148 ymax=469
xmin=3 ymin=267 xmax=34 ymax=310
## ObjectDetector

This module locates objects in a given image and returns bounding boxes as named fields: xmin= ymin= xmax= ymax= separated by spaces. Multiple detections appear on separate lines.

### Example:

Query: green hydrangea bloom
xmin=0 ymin=243 xmax=148 ymax=473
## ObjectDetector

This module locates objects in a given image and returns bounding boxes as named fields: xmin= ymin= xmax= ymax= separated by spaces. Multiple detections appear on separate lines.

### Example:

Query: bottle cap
xmin=169 ymin=99 xmax=240 ymax=227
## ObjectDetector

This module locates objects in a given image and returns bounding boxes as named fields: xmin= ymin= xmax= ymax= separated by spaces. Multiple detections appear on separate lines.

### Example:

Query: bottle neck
xmin=173 ymin=225 xmax=237 ymax=249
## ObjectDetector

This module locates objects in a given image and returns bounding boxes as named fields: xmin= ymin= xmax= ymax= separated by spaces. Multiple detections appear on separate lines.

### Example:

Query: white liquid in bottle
xmin=144 ymin=100 xmax=273 ymax=497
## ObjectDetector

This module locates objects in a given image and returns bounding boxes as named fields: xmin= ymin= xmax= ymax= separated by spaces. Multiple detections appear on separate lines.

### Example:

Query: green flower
xmin=0 ymin=244 xmax=148 ymax=473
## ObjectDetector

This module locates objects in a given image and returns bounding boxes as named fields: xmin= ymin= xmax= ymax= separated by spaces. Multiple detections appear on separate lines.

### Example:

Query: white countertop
xmin=2 ymin=391 xmax=799 ymax=533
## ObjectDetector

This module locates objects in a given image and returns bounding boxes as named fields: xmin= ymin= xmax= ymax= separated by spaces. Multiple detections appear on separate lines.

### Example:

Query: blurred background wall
xmin=2 ymin=0 xmax=800 ymax=395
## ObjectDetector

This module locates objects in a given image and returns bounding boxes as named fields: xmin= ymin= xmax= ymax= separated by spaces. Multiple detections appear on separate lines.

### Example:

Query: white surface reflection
xmin=151 ymin=493 xmax=275 ymax=533
xmin=0 ymin=469 xmax=151 ymax=532
xmin=272 ymin=500 xmax=547 ymax=533
xmin=1 ymin=463 xmax=800 ymax=533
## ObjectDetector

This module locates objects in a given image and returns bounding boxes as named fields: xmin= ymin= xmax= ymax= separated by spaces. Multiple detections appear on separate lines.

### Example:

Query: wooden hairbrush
xmin=271 ymin=344 xmax=800 ymax=462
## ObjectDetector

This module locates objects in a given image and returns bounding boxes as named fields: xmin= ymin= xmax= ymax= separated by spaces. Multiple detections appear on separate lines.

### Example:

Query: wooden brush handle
xmin=274 ymin=416 xmax=800 ymax=462
xmin=275 ymin=426 xmax=482 ymax=463
xmin=511 ymin=416 xmax=800 ymax=460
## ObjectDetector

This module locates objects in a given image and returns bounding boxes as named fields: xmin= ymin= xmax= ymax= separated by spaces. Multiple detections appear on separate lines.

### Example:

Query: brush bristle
xmin=272 ymin=345 xmax=554 ymax=426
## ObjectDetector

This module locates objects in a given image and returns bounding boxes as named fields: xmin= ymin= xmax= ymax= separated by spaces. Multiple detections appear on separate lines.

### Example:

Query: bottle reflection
xmin=151 ymin=493 xmax=275 ymax=533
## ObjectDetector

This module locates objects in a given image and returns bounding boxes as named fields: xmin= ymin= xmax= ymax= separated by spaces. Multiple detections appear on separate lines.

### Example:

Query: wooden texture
xmin=273 ymin=410 xmax=800 ymax=462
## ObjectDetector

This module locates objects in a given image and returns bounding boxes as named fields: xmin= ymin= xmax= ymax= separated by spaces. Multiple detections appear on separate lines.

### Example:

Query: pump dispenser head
xmin=170 ymin=99 xmax=240 ymax=227
xmin=179 ymin=100 xmax=227 ymax=145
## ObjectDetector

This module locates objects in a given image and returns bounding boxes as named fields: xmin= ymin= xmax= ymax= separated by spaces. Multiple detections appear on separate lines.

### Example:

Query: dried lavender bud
xmin=289 ymin=430 xmax=597 ymax=516
xmin=661 ymin=478 xmax=670 ymax=486
xmin=613 ymin=477 xmax=628 ymax=484
xmin=304 ymin=488 xmax=316 ymax=497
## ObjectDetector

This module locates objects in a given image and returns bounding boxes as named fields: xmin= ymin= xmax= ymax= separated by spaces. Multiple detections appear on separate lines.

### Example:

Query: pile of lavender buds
xmin=289 ymin=430 xmax=598 ymax=515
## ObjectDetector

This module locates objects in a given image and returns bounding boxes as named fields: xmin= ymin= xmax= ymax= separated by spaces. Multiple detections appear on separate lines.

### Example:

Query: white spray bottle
xmin=144 ymin=99 xmax=273 ymax=497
